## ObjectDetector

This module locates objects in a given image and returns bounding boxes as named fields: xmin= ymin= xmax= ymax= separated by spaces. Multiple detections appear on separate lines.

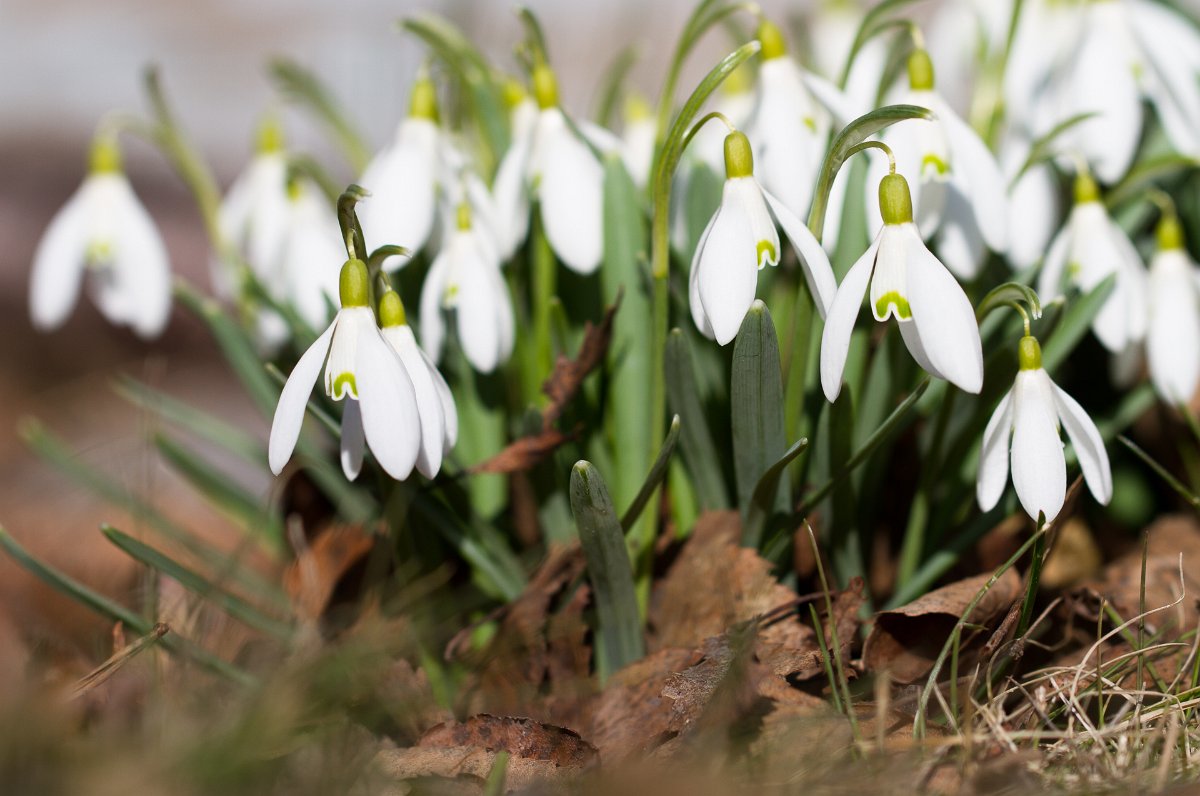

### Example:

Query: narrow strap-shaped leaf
xmin=1106 ymin=154 xmax=1199 ymax=210
xmin=742 ymin=437 xmax=808 ymax=549
xmin=269 ymin=58 xmax=370 ymax=173
xmin=154 ymin=434 xmax=283 ymax=550
xmin=731 ymin=301 xmax=789 ymax=520
xmin=114 ymin=376 xmax=265 ymax=465
xmin=621 ymin=415 xmax=682 ymax=532
xmin=102 ymin=526 xmax=293 ymax=639
xmin=826 ymin=388 xmax=863 ymax=582
xmin=665 ymin=328 xmax=729 ymax=509
xmin=1041 ymin=274 xmax=1116 ymax=375
xmin=408 ymin=493 xmax=525 ymax=602
xmin=176 ymin=281 xmax=279 ymax=416
xmin=571 ymin=461 xmax=644 ymax=681
xmin=0 ymin=527 xmax=255 ymax=686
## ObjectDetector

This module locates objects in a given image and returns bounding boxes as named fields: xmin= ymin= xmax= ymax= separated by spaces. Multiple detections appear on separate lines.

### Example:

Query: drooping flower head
xmin=688 ymin=128 xmax=837 ymax=345
xmin=30 ymin=133 xmax=172 ymax=339
xmin=269 ymin=258 xmax=422 ymax=482
xmin=978 ymin=335 xmax=1112 ymax=523
xmin=822 ymin=169 xmax=983 ymax=401
xmin=1146 ymin=211 xmax=1200 ymax=405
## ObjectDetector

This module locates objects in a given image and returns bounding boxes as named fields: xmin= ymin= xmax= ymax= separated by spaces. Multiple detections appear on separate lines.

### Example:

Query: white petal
xmin=340 ymin=398 xmax=365 ymax=481
xmin=1128 ymin=0 xmax=1200 ymax=159
xmin=1148 ymin=251 xmax=1200 ymax=402
xmin=107 ymin=178 xmax=172 ymax=339
xmin=30 ymin=185 xmax=88 ymax=331
xmin=935 ymin=180 xmax=987 ymax=280
xmin=419 ymin=249 xmax=451 ymax=363
xmin=905 ymin=226 xmax=983 ymax=393
xmin=384 ymin=325 xmax=447 ymax=478
xmin=358 ymin=119 xmax=439 ymax=263
xmin=356 ymin=325 xmax=421 ymax=480
xmin=1037 ymin=223 xmax=1072 ymax=301
xmin=456 ymin=237 xmax=513 ymax=372
xmin=689 ymin=208 xmax=720 ymax=340
xmin=934 ymin=95 xmax=1008 ymax=252
xmin=492 ymin=132 xmax=533 ymax=260
xmin=750 ymin=58 xmax=823 ymax=219
xmin=1010 ymin=370 xmax=1067 ymax=522
xmin=898 ymin=319 xmax=947 ymax=382
xmin=763 ymin=187 xmax=836 ymax=318
xmin=802 ymin=68 xmax=861 ymax=126
xmin=1050 ymin=377 xmax=1112 ymax=505
xmin=536 ymin=113 xmax=605 ymax=274
xmin=420 ymin=343 xmax=458 ymax=449
xmin=977 ymin=388 xmax=1015 ymax=511
xmin=820 ymin=237 xmax=879 ymax=401
xmin=697 ymin=186 xmax=761 ymax=346
xmin=268 ymin=319 xmax=336 ymax=475
xmin=1007 ymin=161 xmax=1060 ymax=271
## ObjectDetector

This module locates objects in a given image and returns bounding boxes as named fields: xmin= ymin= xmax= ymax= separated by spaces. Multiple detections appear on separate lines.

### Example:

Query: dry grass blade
xmin=71 ymin=623 xmax=170 ymax=700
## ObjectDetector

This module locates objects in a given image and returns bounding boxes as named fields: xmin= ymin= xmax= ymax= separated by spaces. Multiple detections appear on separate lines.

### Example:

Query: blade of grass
xmin=269 ymin=58 xmax=369 ymax=172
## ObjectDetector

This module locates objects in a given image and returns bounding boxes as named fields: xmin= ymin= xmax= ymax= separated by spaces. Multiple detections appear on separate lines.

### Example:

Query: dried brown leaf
xmin=863 ymin=568 xmax=1022 ymax=682
xmin=541 ymin=299 xmax=619 ymax=427
xmin=283 ymin=524 xmax=376 ymax=624
xmin=419 ymin=714 xmax=598 ymax=768
xmin=468 ymin=427 xmax=576 ymax=475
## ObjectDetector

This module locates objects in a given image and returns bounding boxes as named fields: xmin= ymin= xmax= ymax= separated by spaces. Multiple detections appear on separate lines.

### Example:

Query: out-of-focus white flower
xmin=215 ymin=116 xmax=289 ymax=298
xmin=1038 ymin=172 xmax=1147 ymax=354
xmin=822 ymin=172 xmax=983 ymax=401
xmin=978 ymin=334 xmax=1112 ymax=523
xmin=927 ymin=0 xmax=1011 ymax=113
xmin=865 ymin=48 xmax=1009 ymax=280
xmin=1000 ymin=134 xmax=1061 ymax=271
xmin=269 ymin=258 xmax=422 ymax=481
xmin=277 ymin=184 xmax=344 ymax=332
xmin=371 ymin=290 xmax=458 ymax=479
xmin=358 ymin=75 xmax=443 ymax=268
xmin=492 ymin=62 xmax=618 ymax=273
xmin=688 ymin=130 xmax=836 ymax=345
xmin=1011 ymin=0 xmax=1200 ymax=184
xmin=746 ymin=19 xmax=858 ymax=222
xmin=1146 ymin=213 xmax=1200 ymax=404
xmin=30 ymin=135 xmax=171 ymax=339
xmin=420 ymin=202 xmax=515 ymax=373
xmin=620 ymin=94 xmax=656 ymax=190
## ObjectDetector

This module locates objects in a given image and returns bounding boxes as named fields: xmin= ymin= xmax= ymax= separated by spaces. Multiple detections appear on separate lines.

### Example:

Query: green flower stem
xmin=896 ymin=386 xmax=957 ymax=587
xmin=1014 ymin=515 xmax=1046 ymax=639
xmin=530 ymin=210 xmax=557 ymax=401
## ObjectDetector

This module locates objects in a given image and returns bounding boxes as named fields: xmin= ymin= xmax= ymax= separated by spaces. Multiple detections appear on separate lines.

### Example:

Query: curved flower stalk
xmin=978 ymin=334 xmax=1112 ymax=523
xmin=745 ymin=19 xmax=858 ymax=222
xmin=269 ymin=258 xmax=421 ymax=481
xmin=420 ymin=201 xmax=515 ymax=373
xmin=30 ymin=134 xmax=172 ymax=339
xmin=215 ymin=116 xmax=290 ymax=300
xmin=688 ymin=129 xmax=837 ymax=345
xmin=491 ymin=60 xmax=618 ymax=273
xmin=1146 ymin=212 xmax=1200 ymax=405
xmin=1038 ymin=172 xmax=1147 ymax=355
xmin=864 ymin=47 xmax=1008 ymax=280
xmin=357 ymin=75 xmax=444 ymax=269
xmin=373 ymin=290 xmax=457 ymax=479
xmin=620 ymin=94 xmax=657 ymax=190
xmin=1010 ymin=0 xmax=1200 ymax=184
xmin=822 ymin=170 xmax=983 ymax=402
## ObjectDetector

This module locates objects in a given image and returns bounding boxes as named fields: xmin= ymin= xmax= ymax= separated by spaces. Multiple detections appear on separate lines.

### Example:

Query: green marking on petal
xmin=1067 ymin=261 xmax=1081 ymax=278
xmin=874 ymin=291 xmax=912 ymax=321
xmin=803 ymin=116 xmax=816 ymax=132
xmin=921 ymin=154 xmax=949 ymax=176
xmin=86 ymin=240 xmax=113 ymax=263
xmin=332 ymin=373 xmax=357 ymax=399
xmin=757 ymin=239 xmax=777 ymax=267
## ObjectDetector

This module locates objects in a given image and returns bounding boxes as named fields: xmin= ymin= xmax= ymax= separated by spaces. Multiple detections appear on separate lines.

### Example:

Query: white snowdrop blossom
xmin=269 ymin=258 xmax=422 ymax=481
xmin=420 ymin=202 xmax=515 ymax=373
xmin=1001 ymin=134 xmax=1060 ymax=271
xmin=1146 ymin=214 xmax=1200 ymax=404
xmin=1038 ymin=173 xmax=1147 ymax=355
xmin=689 ymin=130 xmax=837 ymax=346
xmin=358 ymin=76 xmax=443 ymax=269
xmin=620 ymin=94 xmax=657 ymax=190
xmin=1010 ymin=0 xmax=1200 ymax=184
xmin=277 ymin=185 xmax=345 ymax=332
xmin=30 ymin=136 xmax=171 ymax=339
xmin=491 ymin=62 xmax=618 ymax=274
xmin=865 ymin=49 xmax=1009 ymax=280
xmin=978 ymin=335 xmax=1112 ymax=523
xmin=746 ymin=19 xmax=857 ymax=222
xmin=822 ymin=172 xmax=983 ymax=401
xmin=369 ymin=291 xmax=458 ymax=479
xmin=215 ymin=118 xmax=290 ymax=298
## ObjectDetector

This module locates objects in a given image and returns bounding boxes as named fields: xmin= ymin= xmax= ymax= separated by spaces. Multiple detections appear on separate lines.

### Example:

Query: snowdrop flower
xmin=978 ymin=334 xmax=1112 ymax=523
xmin=746 ymin=19 xmax=857 ymax=222
xmin=30 ymin=135 xmax=171 ymax=339
xmin=491 ymin=61 xmax=617 ymax=274
xmin=358 ymin=75 xmax=443 ymax=268
xmin=490 ymin=80 xmax=539 ymax=260
xmin=865 ymin=48 xmax=1008 ymax=280
xmin=369 ymin=290 xmax=458 ymax=479
xmin=277 ymin=183 xmax=344 ymax=331
xmin=1001 ymin=134 xmax=1061 ymax=271
xmin=420 ymin=202 xmax=515 ymax=373
xmin=1146 ymin=213 xmax=1200 ymax=404
xmin=620 ymin=94 xmax=656 ymax=190
xmin=689 ymin=129 xmax=837 ymax=345
xmin=215 ymin=116 xmax=289 ymax=298
xmin=269 ymin=258 xmax=421 ymax=481
xmin=1038 ymin=172 xmax=1147 ymax=355
xmin=822 ymin=171 xmax=983 ymax=401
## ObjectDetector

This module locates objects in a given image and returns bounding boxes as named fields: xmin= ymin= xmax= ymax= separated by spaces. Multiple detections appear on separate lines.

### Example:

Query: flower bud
xmin=1073 ymin=172 xmax=1100 ymax=205
xmin=88 ymin=135 xmax=122 ymax=175
xmin=1156 ymin=213 xmax=1185 ymax=252
xmin=339 ymin=258 xmax=370 ymax=308
xmin=723 ymin=130 xmax=754 ymax=179
xmin=378 ymin=290 xmax=407 ymax=328
xmin=878 ymin=173 xmax=914 ymax=225
xmin=907 ymin=48 xmax=935 ymax=91
xmin=1017 ymin=335 xmax=1042 ymax=371
xmin=409 ymin=76 xmax=439 ymax=122
xmin=255 ymin=114 xmax=285 ymax=154
xmin=532 ymin=63 xmax=559 ymax=110
xmin=757 ymin=19 xmax=788 ymax=61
